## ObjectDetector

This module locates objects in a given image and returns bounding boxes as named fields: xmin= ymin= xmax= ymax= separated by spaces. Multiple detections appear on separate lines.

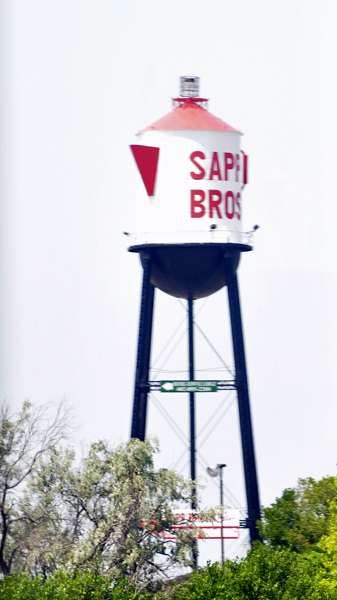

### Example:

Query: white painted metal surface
xmin=130 ymin=118 xmax=248 ymax=247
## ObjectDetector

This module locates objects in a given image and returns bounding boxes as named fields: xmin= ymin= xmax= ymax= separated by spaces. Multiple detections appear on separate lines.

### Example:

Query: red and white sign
xmin=162 ymin=509 xmax=240 ymax=540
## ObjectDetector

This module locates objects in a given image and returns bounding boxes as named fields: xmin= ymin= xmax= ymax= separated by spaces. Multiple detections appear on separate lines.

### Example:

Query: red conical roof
xmin=141 ymin=99 xmax=240 ymax=133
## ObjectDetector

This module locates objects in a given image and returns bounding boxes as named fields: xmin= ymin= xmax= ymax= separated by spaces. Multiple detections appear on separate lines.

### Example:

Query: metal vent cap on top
xmin=180 ymin=75 xmax=199 ymax=97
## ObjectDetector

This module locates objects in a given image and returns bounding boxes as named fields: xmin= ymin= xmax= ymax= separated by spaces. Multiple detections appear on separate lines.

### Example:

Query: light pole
xmin=207 ymin=464 xmax=227 ymax=565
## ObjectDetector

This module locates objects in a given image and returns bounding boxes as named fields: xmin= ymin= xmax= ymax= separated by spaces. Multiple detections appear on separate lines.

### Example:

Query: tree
xmin=167 ymin=544 xmax=331 ymax=600
xmin=314 ymin=498 xmax=337 ymax=596
xmin=29 ymin=437 xmax=204 ymax=590
xmin=0 ymin=402 xmax=208 ymax=592
xmin=260 ymin=476 xmax=337 ymax=553
xmin=0 ymin=399 xmax=72 ymax=576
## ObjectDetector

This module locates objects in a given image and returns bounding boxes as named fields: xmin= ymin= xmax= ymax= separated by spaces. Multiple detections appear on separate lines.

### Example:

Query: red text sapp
xmin=189 ymin=151 xmax=247 ymax=220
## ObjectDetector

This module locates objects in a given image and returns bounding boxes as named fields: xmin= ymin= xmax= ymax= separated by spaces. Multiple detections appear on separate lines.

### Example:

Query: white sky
xmin=2 ymin=0 xmax=337 ymax=563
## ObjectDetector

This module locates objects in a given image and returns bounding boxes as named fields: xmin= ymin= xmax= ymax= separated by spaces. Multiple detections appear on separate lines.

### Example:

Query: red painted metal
xmin=242 ymin=150 xmax=248 ymax=185
xmin=130 ymin=144 xmax=160 ymax=196
xmin=141 ymin=98 xmax=240 ymax=133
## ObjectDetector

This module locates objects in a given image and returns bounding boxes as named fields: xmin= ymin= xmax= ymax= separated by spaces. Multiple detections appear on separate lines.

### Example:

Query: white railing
xmin=126 ymin=229 xmax=254 ymax=247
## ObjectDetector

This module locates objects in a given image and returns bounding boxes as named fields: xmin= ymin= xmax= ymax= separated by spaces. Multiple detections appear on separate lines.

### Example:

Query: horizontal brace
xmin=149 ymin=382 xmax=162 ymax=390
xmin=239 ymin=519 xmax=256 ymax=529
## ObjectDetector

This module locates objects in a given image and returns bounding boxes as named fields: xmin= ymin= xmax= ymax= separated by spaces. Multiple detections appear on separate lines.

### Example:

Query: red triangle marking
xmin=130 ymin=145 xmax=160 ymax=196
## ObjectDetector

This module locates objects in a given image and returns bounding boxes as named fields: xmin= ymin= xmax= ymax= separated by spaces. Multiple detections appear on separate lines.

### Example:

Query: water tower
xmin=128 ymin=77 xmax=261 ymax=545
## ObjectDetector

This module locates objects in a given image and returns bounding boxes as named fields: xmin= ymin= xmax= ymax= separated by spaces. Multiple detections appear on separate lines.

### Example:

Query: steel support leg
xmin=131 ymin=252 xmax=155 ymax=441
xmin=224 ymin=251 xmax=261 ymax=544
xmin=188 ymin=298 xmax=196 ymax=489
xmin=188 ymin=297 xmax=198 ymax=566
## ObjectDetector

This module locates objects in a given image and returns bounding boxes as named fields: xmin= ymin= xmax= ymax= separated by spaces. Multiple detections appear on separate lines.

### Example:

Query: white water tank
xmin=129 ymin=77 xmax=250 ymax=299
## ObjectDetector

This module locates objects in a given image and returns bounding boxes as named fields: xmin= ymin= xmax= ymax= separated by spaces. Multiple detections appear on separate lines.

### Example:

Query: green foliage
xmin=169 ymin=545 xmax=333 ymax=600
xmin=0 ymin=571 xmax=152 ymax=600
xmin=260 ymin=476 xmax=337 ymax=553
xmin=313 ymin=501 xmax=337 ymax=595
xmin=3 ymin=402 xmax=337 ymax=598
xmin=1 ymin=548 xmax=335 ymax=600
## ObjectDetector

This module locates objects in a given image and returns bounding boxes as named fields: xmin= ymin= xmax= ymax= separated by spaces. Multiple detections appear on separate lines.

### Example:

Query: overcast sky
xmin=2 ymin=0 xmax=337 ymax=563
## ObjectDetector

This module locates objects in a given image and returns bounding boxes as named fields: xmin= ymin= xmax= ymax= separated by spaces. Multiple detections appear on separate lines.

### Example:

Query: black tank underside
xmin=129 ymin=243 xmax=251 ymax=300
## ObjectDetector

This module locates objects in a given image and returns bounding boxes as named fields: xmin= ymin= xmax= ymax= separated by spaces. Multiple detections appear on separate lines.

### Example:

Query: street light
xmin=207 ymin=463 xmax=227 ymax=565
